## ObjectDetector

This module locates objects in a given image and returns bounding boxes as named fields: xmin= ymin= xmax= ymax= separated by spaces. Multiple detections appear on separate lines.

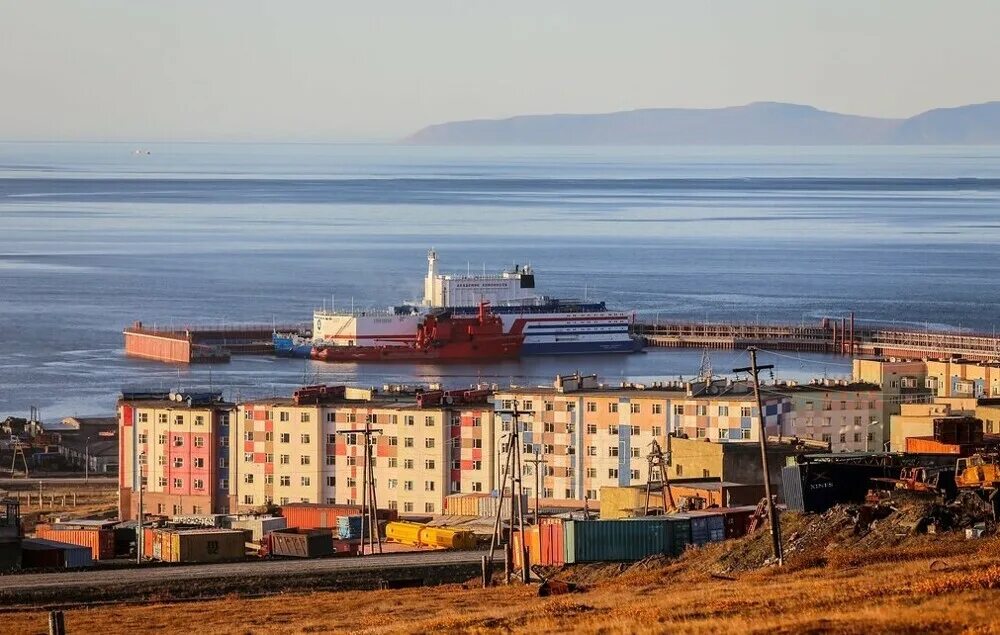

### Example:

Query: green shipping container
xmin=662 ymin=516 xmax=692 ymax=556
xmin=563 ymin=519 xmax=674 ymax=563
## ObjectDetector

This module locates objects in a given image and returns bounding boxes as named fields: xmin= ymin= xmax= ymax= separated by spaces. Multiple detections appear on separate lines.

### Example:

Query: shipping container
xmin=172 ymin=514 xmax=227 ymax=528
xmin=477 ymin=494 xmax=529 ymax=520
xmin=511 ymin=526 xmax=540 ymax=569
xmin=782 ymin=463 xmax=899 ymax=513
xmin=714 ymin=506 xmax=756 ymax=539
xmin=268 ymin=528 xmax=335 ymax=558
xmin=337 ymin=515 xmax=363 ymax=539
xmin=905 ymin=436 xmax=966 ymax=455
xmin=144 ymin=528 xmax=246 ymax=563
xmin=538 ymin=517 xmax=565 ymax=566
xmin=227 ymin=516 xmax=287 ymax=542
xmin=279 ymin=503 xmax=397 ymax=530
xmin=21 ymin=538 xmax=93 ymax=568
xmin=35 ymin=525 xmax=115 ymax=560
xmin=444 ymin=493 xmax=489 ymax=516
xmin=564 ymin=519 xmax=674 ymax=564
xmin=683 ymin=512 xmax=726 ymax=545
xmin=385 ymin=521 xmax=476 ymax=550
xmin=661 ymin=516 xmax=692 ymax=556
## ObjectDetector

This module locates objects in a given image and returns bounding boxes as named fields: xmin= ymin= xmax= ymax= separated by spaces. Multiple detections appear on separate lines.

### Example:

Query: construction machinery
xmin=954 ymin=454 xmax=1000 ymax=519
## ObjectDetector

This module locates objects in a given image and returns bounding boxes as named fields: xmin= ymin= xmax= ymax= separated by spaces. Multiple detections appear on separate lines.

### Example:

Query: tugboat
xmin=311 ymin=302 xmax=522 ymax=363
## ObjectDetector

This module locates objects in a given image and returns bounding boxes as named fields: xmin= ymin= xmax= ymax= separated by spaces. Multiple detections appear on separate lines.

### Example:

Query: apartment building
xmin=492 ymin=374 xmax=794 ymax=502
xmin=118 ymin=391 xmax=234 ymax=520
xmin=771 ymin=381 xmax=883 ymax=452
xmin=924 ymin=359 xmax=1000 ymax=399
xmin=230 ymin=386 xmax=495 ymax=515
xmin=853 ymin=357 xmax=934 ymax=443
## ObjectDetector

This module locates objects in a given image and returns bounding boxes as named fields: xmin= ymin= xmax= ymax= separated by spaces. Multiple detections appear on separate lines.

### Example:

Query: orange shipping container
xmin=538 ymin=517 xmax=565 ymax=566
xmin=905 ymin=436 xmax=965 ymax=455
xmin=35 ymin=526 xmax=115 ymax=560
xmin=280 ymin=503 xmax=397 ymax=530
xmin=511 ymin=526 xmax=540 ymax=570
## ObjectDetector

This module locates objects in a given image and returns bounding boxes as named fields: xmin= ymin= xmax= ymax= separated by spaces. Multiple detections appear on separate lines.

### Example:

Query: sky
xmin=1 ymin=0 xmax=997 ymax=141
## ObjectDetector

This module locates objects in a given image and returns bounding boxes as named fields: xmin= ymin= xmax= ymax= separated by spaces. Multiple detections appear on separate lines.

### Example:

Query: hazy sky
xmin=1 ymin=1 xmax=997 ymax=141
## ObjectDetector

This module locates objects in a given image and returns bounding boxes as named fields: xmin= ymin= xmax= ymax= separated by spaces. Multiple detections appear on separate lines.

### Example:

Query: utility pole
xmin=485 ymin=402 xmax=529 ymax=586
xmin=84 ymin=437 xmax=90 ymax=483
xmin=734 ymin=347 xmax=783 ymax=566
xmin=136 ymin=451 xmax=145 ymax=564
xmin=336 ymin=423 xmax=383 ymax=556
xmin=643 ymin=440 xmax=675 ymax=515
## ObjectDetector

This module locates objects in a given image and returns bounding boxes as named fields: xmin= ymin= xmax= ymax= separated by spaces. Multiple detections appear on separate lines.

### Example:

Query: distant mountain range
xmin=404 ymin=101 xmax=1000 ymax=145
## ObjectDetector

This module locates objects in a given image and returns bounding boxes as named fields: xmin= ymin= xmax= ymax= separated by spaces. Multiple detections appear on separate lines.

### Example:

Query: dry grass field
xmin=7 ymin=532 xmax=1000 ymax=634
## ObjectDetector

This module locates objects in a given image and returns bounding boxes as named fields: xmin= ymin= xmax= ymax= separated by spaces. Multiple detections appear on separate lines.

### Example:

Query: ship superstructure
xmin=275 ymin=250 xmax=641 ymax=357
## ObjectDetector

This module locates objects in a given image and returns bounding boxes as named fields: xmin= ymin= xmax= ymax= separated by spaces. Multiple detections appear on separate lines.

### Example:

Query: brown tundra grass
xmin=6 ymin=535 xmax=1000 ymax=634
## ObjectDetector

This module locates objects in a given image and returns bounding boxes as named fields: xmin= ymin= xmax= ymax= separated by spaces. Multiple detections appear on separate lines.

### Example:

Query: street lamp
xmin=136 ymin=451 xmax=146 ymax=564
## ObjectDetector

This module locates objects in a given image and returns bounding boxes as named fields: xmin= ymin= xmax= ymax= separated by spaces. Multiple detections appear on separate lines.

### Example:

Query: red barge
xmin=311 ymin=302 xmax=523 ymax=363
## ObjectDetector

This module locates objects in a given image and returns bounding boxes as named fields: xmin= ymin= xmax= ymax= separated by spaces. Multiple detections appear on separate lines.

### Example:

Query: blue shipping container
xmin=564 ymin=519 xmax=673 ymax=563
xmin=337 ymin=515 xmax=363 ymax=539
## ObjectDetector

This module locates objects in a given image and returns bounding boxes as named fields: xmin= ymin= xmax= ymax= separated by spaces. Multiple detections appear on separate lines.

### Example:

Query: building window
xmin=326 ymin=413 xmax=335 ymax=423
xmin=403 ymin=459 xmax=414 ymax=469
xmin=544 ymin=402 xmax=554 ymax=412
xmin=193 ymin=479 xmax=204 ymax=490
xmin=173 ymin=435 xmax=183 ymax=447
xmin=280 ymin=454 xmax=289 ymax=465
xmin=300 ymin=412 xmax=310 ymax=423
xmin=696 ymin=428 xmax=706 ymax=438
xmin=301 ymin=476 xmax=311 ymax=486
xmin=425 ymin=481 xmax=435 ymax=491
xmin=719 ymin=429 xmax=729 ymax=439
xmin=425 ymin=459 xmax=436 ymax=470
xmin=608 ymin=468 xmax=619 ymax=479
xmin=300 ymin=455 xmax=311 ymax=465
xmin=326 ymin=434 xmax=336 ymax=444
xmin=586 ymin=423 xmax=597 ymax=434
xmin=822 ymin=433 xmax=832 ymax=443
xmin=839 ymin=433 xmax=846 ymax=443
xmin=264 ymin=454 xmax=273 ymax=464
xmin=676 ymin=465 xmax=683 ymax=476
xmin=173 ymin=478 xmax=182 ymax=488
xmin=586 ymin=401 xmax=597 ymax=412
xmin=243 ymin=431 xmax=254 ymax=442
xmin=156 ymin=434 xmax=165 ymax=445
xmin=193 ymin=457 xmax=204 ymax=468
xmin=608 ymin=446 xmax=619 ymax=457
xmin=388 ymin=457 xmax=398 ymax=468
xmin=652 ymin=404 xmax=662 ymax=415
xmin=424 ymin=416 xmax=434 ymax=426
xmin=608 ymin=425 xmax=619 ymax=435
xmin=425 ymin=438 xmax=435 ymax=449
xmin=387 ymin=479 xmax=398 ymax=489
xmin=404 ymin=437 xmax=414 ymax=448
xmin=137 ymin=432 xmax=148 ymax=444
xmin=137 ymin=412 xmax=149 ymax=423
xmin=280 ymin=433 xmax=290 ymax=443
xmin=652 ymin=426 xmax=662 ymax=437
xmin=243 ymin=495 xmax=254 ymax=505
xmin=522 ymin=400 xmax=533 ymax=411
xmin=696 ymin=405 xmax=707 ymax=416
xmin=404 ymin=481 xmax=413 ymax=491
xmin=741 ymin=429 xmax=751 ymax=439
xmin=587 ymin=446 xmax=597 ymax=456
xmin=630 ymin=469 xmax=640 ymax=480
xmin=301 ymin=434 xmax=311 ymax=444
xmin=609 ymin=402 xmax=618 ymax=413
xmin=674 ymin=404 xmax=684 ymax=415
xmin=193 ymin=436 xmax=204 ymax=448
xmin=244 ymin=452 xmax=253 ymax=463
xmin=326 ymin=476 xmax=336 ymax=487
xmin=265 ymin=475 xmax=273 ymax=484
xmin=404 ymin=502 xmax=414 ymax=512
xmin=280 ymin=411 xmax=289 ymax=422
xmin=740 ymin=406 xmax=752 ymax=417
xmin=630 ymin=447 xmax=640 ymax=458
xmin=157 ymin=477 xmax=167 ymax=488
xmin=326 ymin=454 xmax=336 ymax=465
xmin=544 ymin=421 xmax=555 ymax=433
xmin=219 ymin=457 xmax=228 ymax=468
xmin=244 ymin=474 xmax=254 ymax=484
xmin=630 ymin=403 xmax=641 ymax=414
xmin=280 ymin=476 xmax=291 ymax=486
xmin=220 ymin=478 xmax=228 ymax=489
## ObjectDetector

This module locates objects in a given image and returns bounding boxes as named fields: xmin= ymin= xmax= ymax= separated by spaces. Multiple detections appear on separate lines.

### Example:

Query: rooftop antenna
xmin=699 ymin=349 xmax=713 ymax=384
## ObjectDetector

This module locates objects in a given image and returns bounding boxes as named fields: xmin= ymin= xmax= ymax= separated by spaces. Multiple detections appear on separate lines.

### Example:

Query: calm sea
xmin=2 ymin=143 xmax=1000 ymax=419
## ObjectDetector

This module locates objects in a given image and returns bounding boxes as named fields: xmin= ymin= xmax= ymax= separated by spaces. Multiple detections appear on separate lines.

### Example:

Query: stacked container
xmin=268 ymin=528 xmax=335 ymax=558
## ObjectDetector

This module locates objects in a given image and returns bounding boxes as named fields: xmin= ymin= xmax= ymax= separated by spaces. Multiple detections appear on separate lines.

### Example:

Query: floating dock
xmin=123 ymin=322 xmax=305 ymax=364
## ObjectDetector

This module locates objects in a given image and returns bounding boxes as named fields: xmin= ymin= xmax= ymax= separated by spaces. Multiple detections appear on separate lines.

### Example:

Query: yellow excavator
xmin=954 ymin=454 xmax=1000 ymax=518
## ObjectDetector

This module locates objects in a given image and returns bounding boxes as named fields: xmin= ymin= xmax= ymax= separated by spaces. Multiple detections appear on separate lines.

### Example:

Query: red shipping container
xmin=35 ymin=526 xmax=116 ymax=560
xmin=538 ymin=517 xmax=565 ymax=566
xmin=280 ymin=503 xmax=397 ymax=530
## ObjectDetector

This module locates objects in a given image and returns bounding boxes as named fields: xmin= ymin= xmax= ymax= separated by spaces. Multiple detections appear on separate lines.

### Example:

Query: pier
xmin=634 ymin=317 xmax=1000 ymax=362
xmin=123 ymin=322 xmax=306 ymax=364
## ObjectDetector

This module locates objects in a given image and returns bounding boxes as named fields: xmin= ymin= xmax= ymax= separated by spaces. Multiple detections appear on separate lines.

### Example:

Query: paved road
xmin=0 ymin=550 xmax=484 ymax=592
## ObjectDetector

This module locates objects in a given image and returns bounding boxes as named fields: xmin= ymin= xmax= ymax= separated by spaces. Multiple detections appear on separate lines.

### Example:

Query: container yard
xmin=142 ymin=528 xmax=248 ymax=563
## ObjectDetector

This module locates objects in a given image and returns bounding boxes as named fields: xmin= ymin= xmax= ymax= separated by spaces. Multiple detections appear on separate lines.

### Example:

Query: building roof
xmin=22 ymin=537 xmax=91 ymax=551
xmin=61 ymin=416 xmax=117 ymax=428
xmin=769 ymin=381 xmax=882 ymax=394
xmin=60 ymin=437 xmax=117 ymax=457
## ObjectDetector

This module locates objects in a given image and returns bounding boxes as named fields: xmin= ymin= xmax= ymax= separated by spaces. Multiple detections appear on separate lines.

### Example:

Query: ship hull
xmin=312 ymin=339 xmax=522 ymax=363
xmin=273 ymin=334 xmax=314 ymax=358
